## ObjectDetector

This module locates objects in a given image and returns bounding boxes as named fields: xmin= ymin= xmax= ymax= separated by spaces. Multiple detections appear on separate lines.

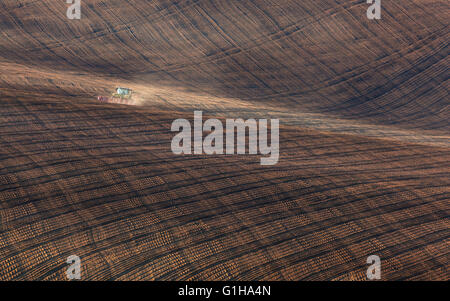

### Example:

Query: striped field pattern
xmin=0 ymin=0 xmax=449 ymax=280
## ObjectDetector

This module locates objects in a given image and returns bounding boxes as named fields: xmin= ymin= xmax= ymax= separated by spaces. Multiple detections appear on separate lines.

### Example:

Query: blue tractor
xmin=112 ymin=87 xmax=133 ymax=99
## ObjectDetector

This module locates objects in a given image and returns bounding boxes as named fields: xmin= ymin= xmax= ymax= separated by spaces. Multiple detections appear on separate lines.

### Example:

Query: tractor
xmin=112 ymin=87 xmax=133 ymax=100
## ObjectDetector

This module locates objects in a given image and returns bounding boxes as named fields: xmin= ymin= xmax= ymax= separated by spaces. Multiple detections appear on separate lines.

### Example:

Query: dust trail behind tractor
xmin=97 ymin=87 xmax=135 ymax=105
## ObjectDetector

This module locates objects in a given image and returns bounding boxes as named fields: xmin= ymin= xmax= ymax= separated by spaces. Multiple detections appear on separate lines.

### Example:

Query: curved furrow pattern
xmin=0 ymin=0 xmax=449 ymax=280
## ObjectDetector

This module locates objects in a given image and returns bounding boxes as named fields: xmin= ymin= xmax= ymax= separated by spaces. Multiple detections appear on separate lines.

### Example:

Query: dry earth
xmin=0 ymin=0 xmax=449 ymax=280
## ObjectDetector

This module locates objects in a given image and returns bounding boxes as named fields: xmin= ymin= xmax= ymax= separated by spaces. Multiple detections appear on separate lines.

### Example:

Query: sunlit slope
xmin=0 ymin=0 xmax=448 ymax=130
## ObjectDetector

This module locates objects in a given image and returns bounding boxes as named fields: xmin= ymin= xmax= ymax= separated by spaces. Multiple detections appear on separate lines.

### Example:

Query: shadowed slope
xmin=1 ymin=97 xmax=448 ymax=280
xmin=0 ymin=0 xmax=449 ymax=280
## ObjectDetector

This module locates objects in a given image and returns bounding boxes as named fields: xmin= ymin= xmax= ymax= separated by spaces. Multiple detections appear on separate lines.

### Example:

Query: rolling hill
xmin=0 ymin=0 xmax=448 ymax=280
